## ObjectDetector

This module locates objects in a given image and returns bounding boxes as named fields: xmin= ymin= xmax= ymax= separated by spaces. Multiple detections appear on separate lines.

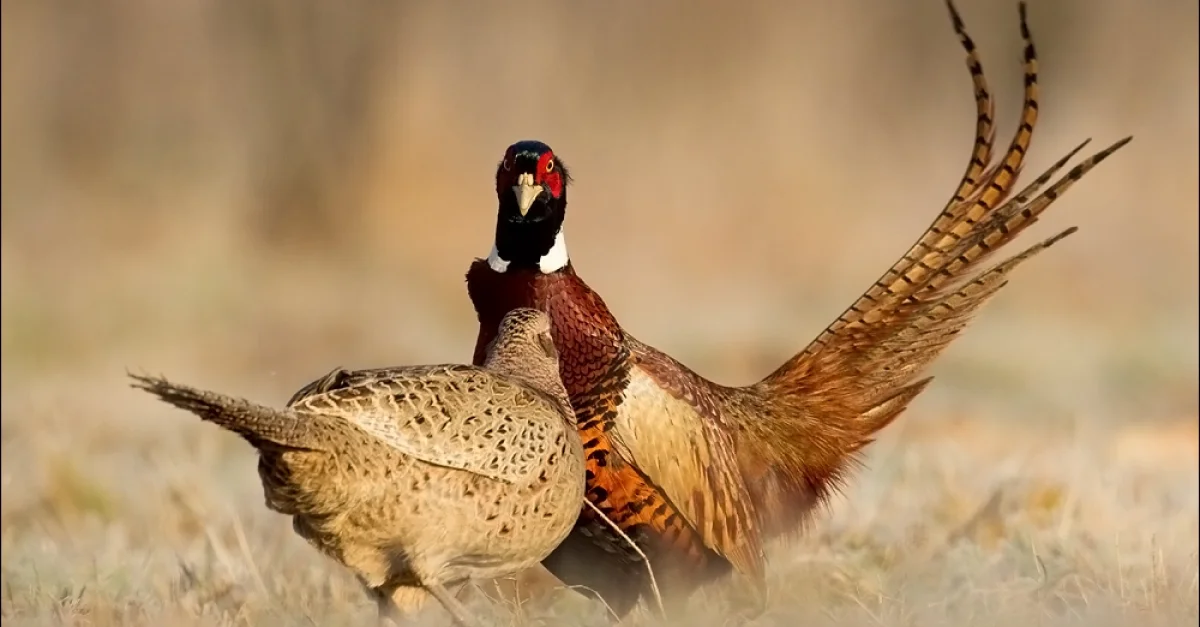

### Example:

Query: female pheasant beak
xmin=513 ymin=172 xmax=544 ymax=216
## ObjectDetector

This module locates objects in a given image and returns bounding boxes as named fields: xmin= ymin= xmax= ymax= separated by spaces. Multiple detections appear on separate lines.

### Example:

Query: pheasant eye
xmin=545 ymin=160 xmax=554 ymax=173
xmin=502 ymin=158 xmax=512 ymax=171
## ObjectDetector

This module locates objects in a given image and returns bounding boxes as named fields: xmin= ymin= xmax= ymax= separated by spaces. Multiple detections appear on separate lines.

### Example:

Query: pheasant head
xmin=488 ymin=140 xmax=572 ymax=274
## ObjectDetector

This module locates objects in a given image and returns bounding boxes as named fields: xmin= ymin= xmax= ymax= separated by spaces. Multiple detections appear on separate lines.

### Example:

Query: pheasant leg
xmin=427 ymin=583 xmax=487 ymax=627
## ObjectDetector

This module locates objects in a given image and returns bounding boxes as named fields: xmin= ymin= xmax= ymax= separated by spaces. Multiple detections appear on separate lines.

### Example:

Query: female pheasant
xmin=132 ymin=309 xmax=584 ymax=627
xmin=466 ymin=1 xmax=1131 ymax=617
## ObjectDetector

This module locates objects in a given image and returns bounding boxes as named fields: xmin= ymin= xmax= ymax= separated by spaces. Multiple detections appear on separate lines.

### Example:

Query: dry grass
xmin=2 ymin=0 xmax=1197 ymax=625
xmin=2 ymin=395 xmax=1196 ymax=626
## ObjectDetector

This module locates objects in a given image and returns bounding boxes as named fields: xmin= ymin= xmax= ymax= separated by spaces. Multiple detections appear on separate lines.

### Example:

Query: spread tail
xmin=129 ymin=373 xmax=324 ymax=451
xmin=734 ymin=1 xmax=1131 ymax=539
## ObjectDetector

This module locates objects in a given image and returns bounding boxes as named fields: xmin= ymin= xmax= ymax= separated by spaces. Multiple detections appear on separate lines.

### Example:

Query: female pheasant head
xmin=488 ymin=140 xmax=571 ymax=274
xmin=483 ymin=308 xmax=573 ymax=421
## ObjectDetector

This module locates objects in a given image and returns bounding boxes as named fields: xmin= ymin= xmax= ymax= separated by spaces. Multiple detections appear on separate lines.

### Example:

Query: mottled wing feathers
xmin=286 ymin=366 xmax=413 ymax=407
xmin=291 ymin=365 xmax=568 ymax=484
xmin=609 ymin=343 xmax=765 ymax=580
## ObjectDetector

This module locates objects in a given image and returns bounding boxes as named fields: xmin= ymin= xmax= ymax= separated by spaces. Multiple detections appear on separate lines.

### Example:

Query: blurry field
xmin=2 ymin=0 xmax=1197 ymax=625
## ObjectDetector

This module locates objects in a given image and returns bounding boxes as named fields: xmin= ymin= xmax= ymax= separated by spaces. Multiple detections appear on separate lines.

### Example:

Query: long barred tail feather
xmin=129 ymin=373 xmax=324 ymax=451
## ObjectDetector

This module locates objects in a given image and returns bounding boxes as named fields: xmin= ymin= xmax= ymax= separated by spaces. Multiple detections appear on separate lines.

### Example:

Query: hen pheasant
xmin=465 ymin=0 xmax=1132 ymax=617
xmin=131 ymin=309 xmax=585 ymax=627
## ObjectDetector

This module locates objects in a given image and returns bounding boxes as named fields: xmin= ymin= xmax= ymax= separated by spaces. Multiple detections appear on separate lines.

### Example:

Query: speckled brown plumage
xmin=131 ymin=309 xmax=584 ymax=627
xmin=468 ymin=1 xmax=1132 ymax=619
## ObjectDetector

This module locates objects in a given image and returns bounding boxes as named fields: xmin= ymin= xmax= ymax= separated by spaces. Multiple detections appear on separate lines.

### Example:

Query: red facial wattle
xmin=541 ymin=171 xmax=564 ymax=200
xmin=534 ymin=152 xmax=563 ymax=200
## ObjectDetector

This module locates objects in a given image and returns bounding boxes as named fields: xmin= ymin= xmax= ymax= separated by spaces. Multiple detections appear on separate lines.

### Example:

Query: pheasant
xmin=131 ymin=309 xmax=585 ymax=627
xmin=465 ymin=0 xmax=1132 ymax=618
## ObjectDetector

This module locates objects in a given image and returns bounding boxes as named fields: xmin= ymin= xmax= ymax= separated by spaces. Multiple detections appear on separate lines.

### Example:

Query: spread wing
xmin=292 ymin=365 xmax=566 ymax=484
xmin=607 ymin=340 xmax=766 ymax=581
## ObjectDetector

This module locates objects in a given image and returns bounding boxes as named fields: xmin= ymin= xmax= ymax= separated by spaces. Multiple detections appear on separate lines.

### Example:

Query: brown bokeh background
xmin=2 ymin=1 xmax=1196 ymax=624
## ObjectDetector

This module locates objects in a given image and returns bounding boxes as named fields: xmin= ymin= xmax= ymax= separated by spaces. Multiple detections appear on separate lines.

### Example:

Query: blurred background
xmin=1 ymin=0 xmax=1196 ymax=624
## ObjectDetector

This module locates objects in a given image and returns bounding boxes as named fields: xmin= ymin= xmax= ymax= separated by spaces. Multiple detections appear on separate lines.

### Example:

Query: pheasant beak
xmin=513 ymin=173 xmax=544 ymax=216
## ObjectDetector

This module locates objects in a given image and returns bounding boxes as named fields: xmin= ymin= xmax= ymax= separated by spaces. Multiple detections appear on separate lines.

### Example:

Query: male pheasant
xmin=466 ymin=1 xmax=1131 ymax=617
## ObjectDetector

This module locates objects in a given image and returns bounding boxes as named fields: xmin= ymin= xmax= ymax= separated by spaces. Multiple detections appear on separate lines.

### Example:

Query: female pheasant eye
xmin=545 ymin=160 xmax=554 ymax=173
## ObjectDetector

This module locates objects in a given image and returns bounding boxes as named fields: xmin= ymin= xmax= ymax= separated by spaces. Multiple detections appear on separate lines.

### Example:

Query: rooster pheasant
xmin=132 ymin=309 xmax=585 ymax=627
xmin=466 ymin=1 xmax=1131 ymax=617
